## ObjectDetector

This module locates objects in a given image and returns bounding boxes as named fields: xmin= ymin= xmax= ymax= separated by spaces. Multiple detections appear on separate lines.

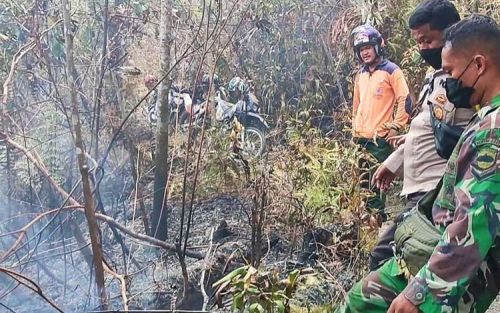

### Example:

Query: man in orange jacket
xmin=351 ymin=24 xmax=410 ymax=220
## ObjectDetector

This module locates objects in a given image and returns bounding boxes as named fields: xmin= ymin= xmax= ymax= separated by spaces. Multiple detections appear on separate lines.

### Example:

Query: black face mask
xmin=445 ymin=59 xmax=481 ymax=108
xmin=419 ymin=47 xmax=443 ymax=69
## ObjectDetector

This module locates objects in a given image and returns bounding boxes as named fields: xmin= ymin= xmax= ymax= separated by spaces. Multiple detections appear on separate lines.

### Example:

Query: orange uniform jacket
xmin=353 ymin=59 xmax=410 ymax=138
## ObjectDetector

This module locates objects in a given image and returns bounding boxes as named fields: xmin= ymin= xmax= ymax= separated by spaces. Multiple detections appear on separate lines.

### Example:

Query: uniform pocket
xmin=394 ymin=207 xmax=441 ymax=275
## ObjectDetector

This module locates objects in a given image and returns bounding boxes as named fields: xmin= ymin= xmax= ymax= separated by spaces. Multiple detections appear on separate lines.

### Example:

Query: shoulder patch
xmin=472 ymin=143 xmax=499 ymax=181
xmin=476 ymin=145 xmax=497 ymax=170
xmin=435 ymin=94 xmax=447 ymax=106
xmin=433 ymin=106 xmax=444 ymax=120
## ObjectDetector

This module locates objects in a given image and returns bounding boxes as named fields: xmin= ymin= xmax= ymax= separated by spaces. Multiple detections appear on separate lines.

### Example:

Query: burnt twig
xmin=0 ymin=267 xmax=64 ymax=312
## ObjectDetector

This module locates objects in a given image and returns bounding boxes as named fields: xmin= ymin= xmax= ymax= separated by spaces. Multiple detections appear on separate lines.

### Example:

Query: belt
xmin=406 ymin=191 xmax=426 ymax=201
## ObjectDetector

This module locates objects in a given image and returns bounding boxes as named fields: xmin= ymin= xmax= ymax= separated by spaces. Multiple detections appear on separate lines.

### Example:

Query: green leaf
xmin=51 ymin=40 xmax=65 ymax=60
xmin=243 ymin=266 xmax=258 ymax=281
xmin=232 ymin=292 xmax=244 ymax=310
xmin=212 ymin=266 xmax=247 ymax=287
xmin=249 ymin=302 xmax=265 ymax=313
xmin=275 ymin=299 xmax=286 ymax=313
xmin=247 ymin=285 xmax=260 ymax=295
xmin=81 ymin=26 xmax=95 ymax=48
xmin=288 ymin=270 xmax=300 ymax=286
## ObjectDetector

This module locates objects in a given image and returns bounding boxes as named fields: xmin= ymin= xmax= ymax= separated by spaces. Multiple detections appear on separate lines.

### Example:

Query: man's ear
xmin=474 ymin=55 xmax=487 ymax=76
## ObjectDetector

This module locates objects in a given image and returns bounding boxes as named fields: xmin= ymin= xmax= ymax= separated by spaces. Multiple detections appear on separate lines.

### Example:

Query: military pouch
xmin=433 ymin=122 xmax=464 ymax=160
xmin=429 ymin=104 xmax=464 ymax=160
xmin=394 ymin=180 xmax=442 ymax=276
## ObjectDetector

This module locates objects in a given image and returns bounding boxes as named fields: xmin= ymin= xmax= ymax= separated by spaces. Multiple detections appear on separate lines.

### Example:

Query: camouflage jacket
xmin=402 ymin=94 xmax=500 ymax=310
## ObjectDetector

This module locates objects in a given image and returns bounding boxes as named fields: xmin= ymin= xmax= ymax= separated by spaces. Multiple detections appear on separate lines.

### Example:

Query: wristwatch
xmin=403 ymin=278 xmax=427 ymax=306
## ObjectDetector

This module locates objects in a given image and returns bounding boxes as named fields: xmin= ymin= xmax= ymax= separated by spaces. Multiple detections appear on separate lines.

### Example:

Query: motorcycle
xmin=147 ymin=83 xmax=269 ymax=159
xmin=147 ymin=86 xmax=202 ymax=129
xmin=181 ymin=91 xmax=269 ymax=160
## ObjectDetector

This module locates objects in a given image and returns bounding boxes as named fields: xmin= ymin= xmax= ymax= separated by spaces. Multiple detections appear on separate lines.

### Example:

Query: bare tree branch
xmin=102 ymin=263 xmax=128 ymax=312
xmin=0 ymin=114 xmax=94 ymax=269
xmin=1 ymin=20 xmax=63 ymax=104
xmin=1 ymin=205 xmax=207 ymax=262
xmin=200 ymin=227 xmax=214 ymax=311
xmin=0 ymin=266 xmax=64 ymax=312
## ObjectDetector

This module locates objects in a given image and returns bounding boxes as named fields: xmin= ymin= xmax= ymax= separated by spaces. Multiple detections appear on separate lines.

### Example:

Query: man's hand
xmin=378 ymin=122 xmax=400 ymax=140
xmin=372 ymin=164 xmax=396 ymax=191
xmin=386 ymin=129 xmax=399 ymax=140
xmin=388 ymin=294 xmax=419 ymax=313
xmin=387 ymin=135 xmax=406 ymax=149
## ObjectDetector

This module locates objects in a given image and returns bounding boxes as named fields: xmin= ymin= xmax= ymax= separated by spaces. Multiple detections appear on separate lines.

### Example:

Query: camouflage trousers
xmin=335 ymin=257 xmax=499 ymax=313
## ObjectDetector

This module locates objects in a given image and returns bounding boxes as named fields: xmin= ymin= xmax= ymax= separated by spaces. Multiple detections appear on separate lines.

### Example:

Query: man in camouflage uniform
xmin=336 ymin=15 xmax=500 ymax=313
xmin=370 ymin=0 xmax=474 ymax=271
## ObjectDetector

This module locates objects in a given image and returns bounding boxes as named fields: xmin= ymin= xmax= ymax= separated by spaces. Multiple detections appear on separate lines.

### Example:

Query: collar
xmin=475 ymin=94 xmax=500 ymax=120
xmin=490 ymin=94 xmax=500 ymax=109
xmin=430 ymin=68 xmax=447 ymax=77
xmin=361 ymin=58 xmax=388 ymax=73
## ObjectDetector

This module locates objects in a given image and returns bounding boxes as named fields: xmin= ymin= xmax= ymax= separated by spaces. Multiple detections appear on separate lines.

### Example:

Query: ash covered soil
xmin=2 ymin=194 xmax=305 ymax=312
xmin=3 ymin=192 xmax=498 ymax=313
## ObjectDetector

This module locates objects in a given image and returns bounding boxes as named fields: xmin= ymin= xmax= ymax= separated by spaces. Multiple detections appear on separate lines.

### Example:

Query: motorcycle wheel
xmin=178 ymin=111 xmax=190 ymax=129
xmin=169 ymin=111 xmax=179 ymax=130
xmin=241 ymin=125 xmax=266 ymax=159
xmin=178 ymin=111 xmax=202 ymax=131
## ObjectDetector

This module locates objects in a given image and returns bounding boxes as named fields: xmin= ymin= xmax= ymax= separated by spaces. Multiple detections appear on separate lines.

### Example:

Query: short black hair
xmin=409 ymin=0 xmax=460 ymax=31
xmin=444 ymin=14 xmax=500 ymax=65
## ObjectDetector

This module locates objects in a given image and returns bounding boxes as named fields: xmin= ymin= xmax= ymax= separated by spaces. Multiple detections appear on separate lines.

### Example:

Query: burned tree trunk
xmin=62 ymin=0 xmax=108 ymax=308
xmin=150 ymin=0 xmax=173 ymax=241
